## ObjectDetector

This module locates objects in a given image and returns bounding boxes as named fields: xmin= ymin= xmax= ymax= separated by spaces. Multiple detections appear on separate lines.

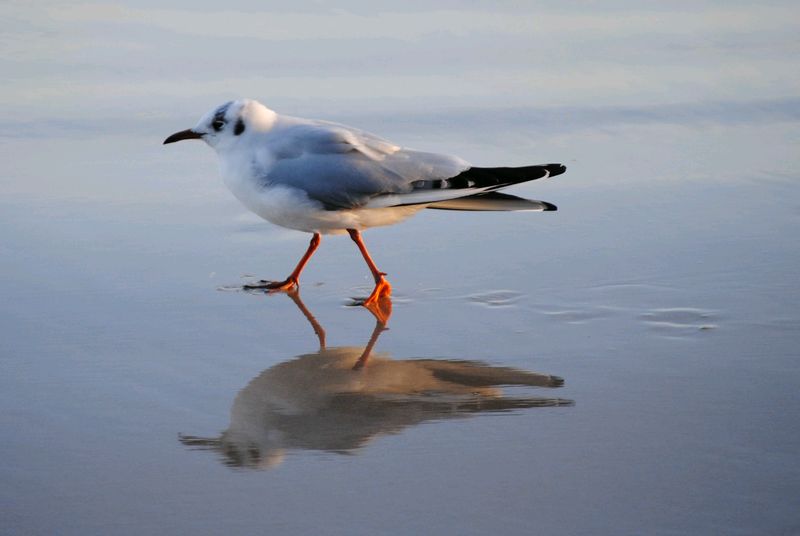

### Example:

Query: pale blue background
xmin=2 ymin=2 xmax=799 ymax=534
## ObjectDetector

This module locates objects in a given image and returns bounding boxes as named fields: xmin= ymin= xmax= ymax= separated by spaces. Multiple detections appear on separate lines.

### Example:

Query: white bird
xmin=164 ymin=99 xmax=565 ymax=304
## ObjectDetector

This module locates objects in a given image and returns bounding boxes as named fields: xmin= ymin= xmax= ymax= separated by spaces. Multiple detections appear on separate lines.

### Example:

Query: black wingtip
xmin=450 ymin=163 xmax=567 ymax=191
xmin=542 ymin=201 xmax=558 ymax=211
xmin=546 ymin=164 xmax=566 ymax=178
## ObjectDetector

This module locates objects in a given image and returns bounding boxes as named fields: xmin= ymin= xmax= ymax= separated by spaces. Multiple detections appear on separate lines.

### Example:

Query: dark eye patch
xmin=234 ymin=119 xmax=245 ymax=136
xmin=211 ymin=101 xmax=232 ymax=132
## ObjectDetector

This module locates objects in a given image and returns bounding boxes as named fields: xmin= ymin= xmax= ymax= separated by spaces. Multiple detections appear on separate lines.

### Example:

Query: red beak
xmin=163 ymin=129 xmax=203 ymax=144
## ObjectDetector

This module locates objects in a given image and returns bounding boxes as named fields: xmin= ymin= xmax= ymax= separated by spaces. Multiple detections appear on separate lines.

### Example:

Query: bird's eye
xmin=212 ymin=119 xmax=225 ymax=131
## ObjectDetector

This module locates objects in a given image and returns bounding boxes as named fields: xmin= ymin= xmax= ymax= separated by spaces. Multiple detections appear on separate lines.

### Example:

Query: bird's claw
xmin=243 ymin=277 xmax=298 ymax=292
xmin=361 ymin=276 xmax=392 ymax=306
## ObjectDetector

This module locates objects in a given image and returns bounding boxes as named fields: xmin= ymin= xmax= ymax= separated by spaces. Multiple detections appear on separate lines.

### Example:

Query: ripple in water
xmin=640 ymin=308 xmax=718 ymax=334
xmin=467 ymin=290 xmax=524 ymax=307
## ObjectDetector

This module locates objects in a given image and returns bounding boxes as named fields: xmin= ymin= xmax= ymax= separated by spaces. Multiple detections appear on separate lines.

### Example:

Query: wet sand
xmin=2 ymin=3 xmax=800 ymax=535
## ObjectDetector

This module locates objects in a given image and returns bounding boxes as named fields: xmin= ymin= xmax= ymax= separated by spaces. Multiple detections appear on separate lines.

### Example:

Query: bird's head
xmin=163 ymin=99 xmax=276 ymax=150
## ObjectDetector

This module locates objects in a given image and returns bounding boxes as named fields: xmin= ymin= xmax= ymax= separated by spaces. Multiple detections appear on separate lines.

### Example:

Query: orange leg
xmin=244 ymin=233 xmax=321 ymax=291
xmin=347 ymin=229 xmax=392 ymax=305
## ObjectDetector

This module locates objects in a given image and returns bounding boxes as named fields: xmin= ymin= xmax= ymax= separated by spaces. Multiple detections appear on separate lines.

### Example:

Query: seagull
xmin=164 ymin=99 xmax=566 ymax=304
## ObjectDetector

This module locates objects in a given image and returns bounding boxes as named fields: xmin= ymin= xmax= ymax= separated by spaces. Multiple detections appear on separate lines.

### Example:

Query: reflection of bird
xmin=164 ymin=99 xmax=565 ymax=303
xmin=179 ymin=292 xmax=572 ymax=469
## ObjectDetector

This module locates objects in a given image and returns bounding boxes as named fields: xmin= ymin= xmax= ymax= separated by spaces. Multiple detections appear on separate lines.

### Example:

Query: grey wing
xmin=264 ymin=122 xmax=471 ymax=210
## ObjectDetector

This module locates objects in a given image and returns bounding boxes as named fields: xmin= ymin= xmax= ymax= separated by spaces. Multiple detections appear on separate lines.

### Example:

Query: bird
xmin=164 ymin=99 xmax=566 ymax=304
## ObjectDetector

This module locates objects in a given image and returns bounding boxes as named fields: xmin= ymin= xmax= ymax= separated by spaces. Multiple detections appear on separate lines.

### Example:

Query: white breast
xmin=219 ymin=156 xmax=423 ymax=235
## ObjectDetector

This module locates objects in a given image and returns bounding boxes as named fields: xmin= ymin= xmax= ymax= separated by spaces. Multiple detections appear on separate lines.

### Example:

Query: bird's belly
xmin=222 ymin=176 xmax=423 ymax=234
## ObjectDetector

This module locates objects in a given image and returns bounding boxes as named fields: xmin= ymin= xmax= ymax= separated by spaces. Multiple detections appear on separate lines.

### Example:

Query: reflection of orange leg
xmin=347 ymin=229 xmax=392 ymax=305
xmin=285 ymin=289 xmax=326 ymax=350
xmin=353 ymin=312 xmax=390 ymax=370
xmin=244 ymin=233 xmax=321 ymax=292
xmin=362 ymin=294 xmax=392 ymax=326
xmin=354 ymin=294 xmax=392 ymax=368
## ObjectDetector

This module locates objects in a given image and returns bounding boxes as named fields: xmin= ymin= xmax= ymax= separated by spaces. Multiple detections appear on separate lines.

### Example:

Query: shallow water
xmin=2 ymin=2 xmax=800 ymax=535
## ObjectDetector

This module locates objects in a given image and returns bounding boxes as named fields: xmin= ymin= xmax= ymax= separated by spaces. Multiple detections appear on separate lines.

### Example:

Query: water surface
xmin=2 ymin=2 xmax=800 ymax=535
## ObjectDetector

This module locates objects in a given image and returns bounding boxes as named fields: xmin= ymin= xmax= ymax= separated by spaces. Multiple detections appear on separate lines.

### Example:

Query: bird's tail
xmin=383 ymin=163 xmax=565 ymax=210
xmin=424 ymin=162 xmax=566 ymax=212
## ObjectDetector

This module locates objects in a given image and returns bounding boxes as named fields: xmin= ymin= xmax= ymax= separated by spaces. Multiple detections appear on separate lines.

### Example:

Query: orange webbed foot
xmin=362 ymin=275 xmax=392 ymax=306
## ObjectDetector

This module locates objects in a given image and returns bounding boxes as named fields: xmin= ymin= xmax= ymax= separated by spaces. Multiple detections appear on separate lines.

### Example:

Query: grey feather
xmin=262 ymin=121 xmax=470 ymax=210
